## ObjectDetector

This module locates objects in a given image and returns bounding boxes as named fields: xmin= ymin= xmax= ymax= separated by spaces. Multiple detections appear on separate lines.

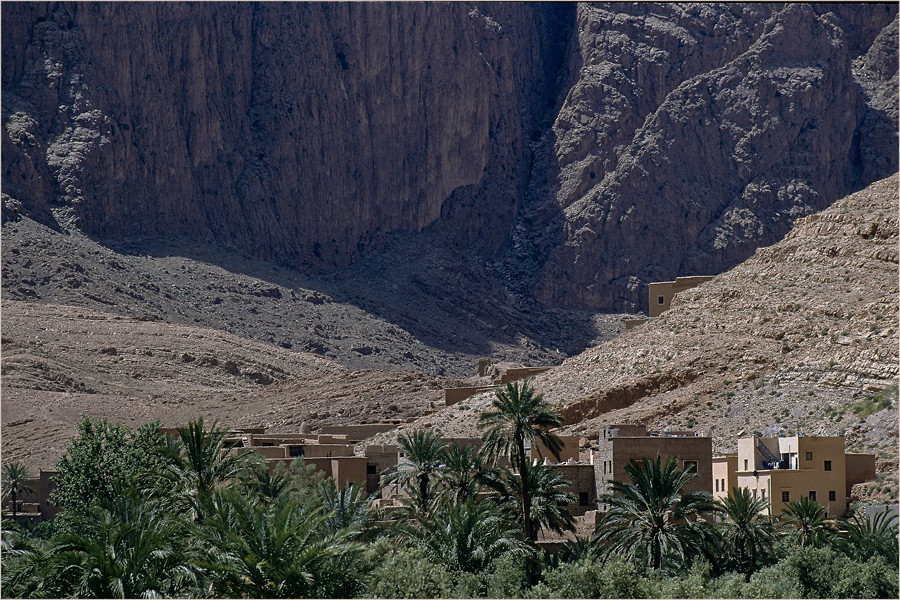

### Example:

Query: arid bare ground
xmin=2 ymin=177 xmax=897 ymax=508
xmin=1 ymin=300 xmax=460 ymax=471
xmin=0 ymin=214 xmax=632 ymax=379
xmin=368 ymin=176 xmax=899 ymax=504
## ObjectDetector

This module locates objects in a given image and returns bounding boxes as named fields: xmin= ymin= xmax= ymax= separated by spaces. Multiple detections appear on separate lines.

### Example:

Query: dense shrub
xmin=531 ymin=554 xmax=648 ymax=598
xmin=363 ymin=545 xmax=453 ymax=598
xmin=746 ymin=546 xmax=898 ymax=599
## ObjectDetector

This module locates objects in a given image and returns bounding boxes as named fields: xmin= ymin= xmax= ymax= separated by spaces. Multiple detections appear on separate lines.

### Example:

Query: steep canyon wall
xmin=2 ymin=2 xmax=897 ymax=311
xmin=2 ymin=1 xmax=572 ymax=267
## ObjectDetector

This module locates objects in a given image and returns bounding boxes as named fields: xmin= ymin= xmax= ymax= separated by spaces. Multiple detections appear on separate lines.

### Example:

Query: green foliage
xmin=778 ymin=496 xmax=835 ymax=548
xmin=1 ymin=519 xmax=48 ymax=598
xmin=383 ymin=429 xmax=448 ymax=514
xmin=834 ymin=507 xmax=899 ymax=564
xmin=717 ymin=487 xmax=777 ymax=577
xmin=595 ymin=454 xmax=718 ymax=571
xmin=645 ymin=561 xmax=749 ymax=598
xmin=486 ymin=463 xmax=576 ymax=539
xmin=478 ymin=380 xmax=564 ymax=544
xmin=363 ymin=545 xmax=453 ymax=598
xmin=37 ymin=487 xmax=199 ymax=598
xmin=318 ymin=479 xmax=378 ymax=538
xmin=848 ymin=385 xmax=897 ymax=419
xmin=163 ymin=418 xmax=262 ymax=520
xmin=52 ymin=417 xmax=167 ymax=524
xmin=531 ymin=554 xmax=648 ymax=598
xmin=404 ymin=497 xmax=530 ymax=574
xmin=199 ymin=488 xmax=364 ymax=598
xmin=19 ymin=408 xmax=900 ymax=599
xmin=746 ymin=545 xmax=899 ymax=599
xmin=238 ymin=459 xmax=303 ymax=504
xmin=2 ymin=462 xmax=35 ymax=519
xmin=485 ymin=553 xmax=528 ymax=598
xmin=438 ymin=443 xmax=491 ymax=505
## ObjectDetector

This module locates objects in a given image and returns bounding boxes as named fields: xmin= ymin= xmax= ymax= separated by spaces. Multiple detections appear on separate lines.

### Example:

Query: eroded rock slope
xmin=410 ymin=175 xmax=898 ymax=500
xmin=522 ymin=3 xmax=898 ymax=310
xmin=2 ymin=3 xmax=896 ymax=315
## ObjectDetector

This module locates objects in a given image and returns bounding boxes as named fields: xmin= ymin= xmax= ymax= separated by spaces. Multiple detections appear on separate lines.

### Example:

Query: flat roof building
xmin=734 ymin=435 xmax=862 ymax=516
xmin=596 ymin=424 xmax=713 ymax=503
xmin=648 ymin=276 xmax=713 ymax=317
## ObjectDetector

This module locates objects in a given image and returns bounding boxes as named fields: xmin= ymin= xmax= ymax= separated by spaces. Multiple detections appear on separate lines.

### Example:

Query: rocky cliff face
xmin=2 ymin=2 xmax=897 ymax=310
xmin=2 ymin=2 xmax=571 ymax=267
xmin=524 ymin=3 xmax=897 ymax=310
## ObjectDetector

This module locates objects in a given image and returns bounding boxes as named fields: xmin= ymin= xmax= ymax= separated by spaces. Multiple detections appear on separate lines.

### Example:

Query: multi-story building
xmin=712 ymin=453 xmax=738 ymax=501
xmin=733 ymin=435 xmax=875 ymax=516
xmin=595 ymin=424 xmax=713 ymax=502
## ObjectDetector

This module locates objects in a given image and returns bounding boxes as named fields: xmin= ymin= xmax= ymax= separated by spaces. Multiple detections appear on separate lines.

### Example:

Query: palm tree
xmin=1 ymin=519 xmax=46 ymax=598
xmin=40 ymin=485 xmax=199 ymax=598
xmin=595 ymin=454 xmax=717 ymax=571
xmin=486 ymin=463 xmax=576 ymax=540
xmin=200 ymin=489 xmax=364 ymax=598
xmin=163 ymin=418 xmax=260 ymax=520
xmin=835 ymin=507 xmax=899 ymax=564
xmin=779 ymin=496 xmax=834 ymax=548
xmin=405 ymin=498 xmax=531 ymax=574
xmin=716 ymin=487 xmax=776 ymax=578
xmin=438 ymin=443 xmax=492 ymax=505
xmin=239 ymin=460 xmax=298 ymax=504
xmin=318 ymin=479 xmax=377 ymax=538
xmin=478 ymin=380 xmax=564 ymax=542
xmin=2 ymin=462 xmax=35 ymax=519
xmin=384 ymin=429 xmax=447 ymax=514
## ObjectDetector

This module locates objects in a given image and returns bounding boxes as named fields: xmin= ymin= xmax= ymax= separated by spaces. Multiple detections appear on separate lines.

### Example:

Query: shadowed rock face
xmin=1 ymin=2 xmax=573 ymax=267
xmin=524 ymin=3 xmax=898 ymax=311
xmin=2 ymin=3 xmax=897 ymax=311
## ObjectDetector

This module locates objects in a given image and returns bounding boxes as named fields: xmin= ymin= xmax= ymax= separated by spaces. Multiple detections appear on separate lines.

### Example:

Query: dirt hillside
xmin=383 ymin=175 xmax=899 ymax=502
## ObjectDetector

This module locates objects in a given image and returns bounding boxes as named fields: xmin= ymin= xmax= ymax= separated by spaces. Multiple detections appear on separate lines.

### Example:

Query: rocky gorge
xmin=3 ymin=3 xmax=897 ymax=310
xmin=1 ymin=3 xmax=897 ymax=496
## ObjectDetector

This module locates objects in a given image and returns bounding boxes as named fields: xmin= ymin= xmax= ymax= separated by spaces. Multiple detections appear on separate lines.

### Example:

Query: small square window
xmin=824 ymin=460 xmax=832 ymax=471
xmin=805 ymin=452 xmax=813 ymax=461
xmin=829 ymin=490 xmax=836 ymax=501
xmin=658 ymin=296 xmax=665 ymax=304
xmin=782 ymin=491 xmax=790 ymax=502
xmin=809 ymin=490 xmax=816 ymax=501
xmin=684 ymin=460 xmax=698 ymax=474
xmin=367 ymin=464 xmax=377 ymax=474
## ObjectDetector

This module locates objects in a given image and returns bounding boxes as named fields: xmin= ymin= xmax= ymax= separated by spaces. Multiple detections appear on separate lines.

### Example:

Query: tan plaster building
xmin=731 ymin=435 xmax=875 ymax=516
xmin=595 ymin=424 xmax=713 ymax=502
xmin=648 ymin=275 xmax=714 ymax=317
xmin=712 ymin=453 xmax=738 ymax=501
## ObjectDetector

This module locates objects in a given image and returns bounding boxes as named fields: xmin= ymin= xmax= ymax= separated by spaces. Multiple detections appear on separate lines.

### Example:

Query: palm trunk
xmin=419 ymin=473 xmax=429 ymax=512
xmin=516 ymin=438 xmax=538 ymax=587
xmin=10 ymin=490 xmax=17 ymax=519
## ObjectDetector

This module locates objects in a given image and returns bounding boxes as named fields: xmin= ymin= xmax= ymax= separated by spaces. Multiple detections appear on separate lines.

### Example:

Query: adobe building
xmin=318 ymin=424 xmax=398 ymax=443
xmin=531 ymin=435 xmax=580 ymax=463
xmin=595 ymin=424 xmax=713 ymax=502
xmin=444 ymin=364 xmax=553 ymax=406
xmin=712 ymin=453 xmax=738 ymax=501
xmin=648 ymin=275 xmax=714 ymax=317
xmin=551 ymin=461 xmax=597 ymax=517
xmin=1 ymin=469 xmax=59 ymax=523
xmin=731 ymin=435 xmax=875 ymax=517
